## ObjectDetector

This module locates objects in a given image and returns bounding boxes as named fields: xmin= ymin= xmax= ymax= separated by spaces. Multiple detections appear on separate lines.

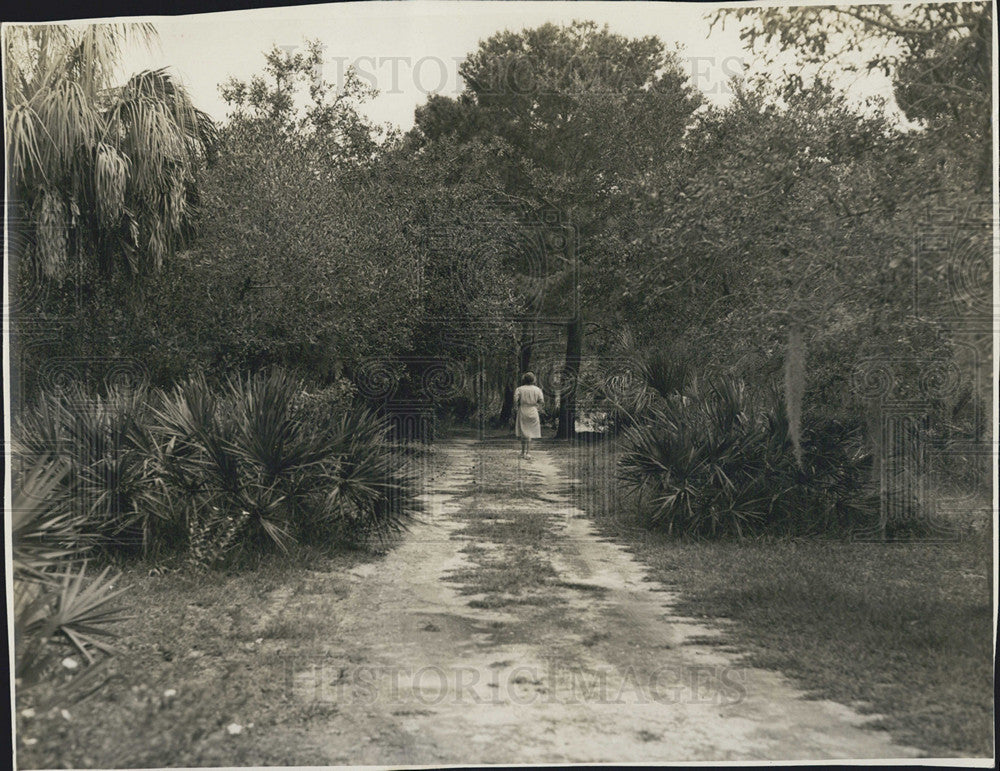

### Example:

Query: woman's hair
xmin=521 ymin=372 xmax=536 ymax=385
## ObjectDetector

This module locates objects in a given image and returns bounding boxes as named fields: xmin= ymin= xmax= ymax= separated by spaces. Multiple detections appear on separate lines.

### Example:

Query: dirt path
xmin=260 ymin=437 xmax=922 ymax=763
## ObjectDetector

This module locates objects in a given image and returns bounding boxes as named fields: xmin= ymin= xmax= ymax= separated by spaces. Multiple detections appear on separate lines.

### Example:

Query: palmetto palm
xmin=4 ymin=23 xmax=218 ymax=278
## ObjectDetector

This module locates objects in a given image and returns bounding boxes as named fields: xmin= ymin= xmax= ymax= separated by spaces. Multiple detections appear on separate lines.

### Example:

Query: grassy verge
xmin=14 ymin=544 xmax=380 ymax=768
xmin=550 ymin=437 xmax=995 ymax=758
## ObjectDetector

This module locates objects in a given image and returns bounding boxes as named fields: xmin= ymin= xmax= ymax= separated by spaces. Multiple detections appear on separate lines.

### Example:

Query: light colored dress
xmin=514 ymin=384 xmax=544 ymax=439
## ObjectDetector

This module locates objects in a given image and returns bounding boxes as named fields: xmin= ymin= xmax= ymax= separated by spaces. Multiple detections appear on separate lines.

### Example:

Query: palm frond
xmin=6 ymin=102 xmax=47 ymax=186
xmin=6 ymin=23 xmax=213 ymax=278
xmin=10 ymin=455 xmax=87 ymax=581
xmin=618 ymin=376 xmax=877 ymax=538
xmin=50 ymin=562 xmax=130 ymax=663
xmin=93 ymin=141 xmax=129 ymax=224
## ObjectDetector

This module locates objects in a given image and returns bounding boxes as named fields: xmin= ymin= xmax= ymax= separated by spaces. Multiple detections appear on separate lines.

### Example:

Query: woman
xmin=513 ymin=372 xmax=544 ymax=459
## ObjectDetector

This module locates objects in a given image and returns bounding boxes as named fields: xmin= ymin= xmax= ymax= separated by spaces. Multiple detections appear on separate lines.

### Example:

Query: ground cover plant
xmin=11 ymin=456 xmax=129 ymax=689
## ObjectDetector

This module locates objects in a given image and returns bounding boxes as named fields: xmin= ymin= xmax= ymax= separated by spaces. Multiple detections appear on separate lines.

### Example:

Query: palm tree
xmin=4 ymin=23 xmax=218 ymax=279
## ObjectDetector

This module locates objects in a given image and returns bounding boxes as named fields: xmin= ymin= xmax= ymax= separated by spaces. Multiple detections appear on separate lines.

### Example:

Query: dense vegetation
xmin=12 ymin=370 xmax=415 ymax=683
xmin=7 ymin=3 xmax=992 ymax=704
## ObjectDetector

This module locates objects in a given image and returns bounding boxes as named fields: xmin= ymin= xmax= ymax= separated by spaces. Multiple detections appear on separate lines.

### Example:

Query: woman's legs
xmin=525 ymin=437 xmax=532 ymax=458
xmin=520 ymin=437 xmax=528 ymax=457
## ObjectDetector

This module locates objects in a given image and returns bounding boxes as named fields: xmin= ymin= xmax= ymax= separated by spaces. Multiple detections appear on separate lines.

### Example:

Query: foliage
xmin=618 ymin=377 xmax=879 ymax=538
xmin=616 ymin=79 xmax=913 ymax=349
xmin=648 ymin=7 xmax=993 ymax=513
xmin=146 ymin=43 xmax=422 ymax=379
xmin=66 ymin=74 xmax=522 ymax=392
xmin=12 ymin=454 xmax=129 ymax=686
xmin=15 ymin=384 xmax=160 ymax=555
xmin=15 ymin=563 xmax=128 ymax=685
xmin=409 ymin=20 xmax=705 ymax=433
xmin=639 ymin=349 xmax=691 ymax=402
xmin=149 ymin=370 xmax=416 ymax=563
xmin=5 ymin=23 xmax=219 ymax=413
xmin=414 ymin=20 xmax=702 ymax=186
xmin=578 ymin=344 xmax=691 ymax=435
xmin=380 ymin=136 xmax=522 ymax=363
xmin=14 ymin=371 xmax=417 ymax=569
xmin=11 ymin=457 xmax=85 ymax=581
xmin=219 ymin=39 xmax=388 ymax=165
xmin=314 ymin=406 xmax=419 ymax=541
xmin=711 ymin=2 xmax=992 ymax=187
xmin=290 ymin=378 xmax=358 ymax=424
xmin=609 ymin=74 xmax=988 ymax=459
xmin=4 ymin=24 xmax=218 ymax=279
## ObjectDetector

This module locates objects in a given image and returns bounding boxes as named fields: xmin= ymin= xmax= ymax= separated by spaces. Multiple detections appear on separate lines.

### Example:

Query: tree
xmin=169 ymin=42 xmax=420 ymax=379
xmin=380 ymin=137 xmax=521 ymax=358
xmin=600 ymin=70 xmax=991 ymax=530
xmin=711 ymin=2 xmax=992 ymax=188
xmin=19 ymin=40 xmax=523 ymax=397
xmin=409 ymin=21 xmax=703 ymax=436
xmin=613 ymin=78 xmax=927 ymax=357
xmin=701 ymin=3 xmax=992 ymax=488
xmin=4 ymin=24 xmax=218 ymax=280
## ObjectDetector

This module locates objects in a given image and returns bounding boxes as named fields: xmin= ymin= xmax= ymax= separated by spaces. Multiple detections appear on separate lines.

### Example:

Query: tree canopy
xmin=712 ymin=2 xmax=992 ymax=187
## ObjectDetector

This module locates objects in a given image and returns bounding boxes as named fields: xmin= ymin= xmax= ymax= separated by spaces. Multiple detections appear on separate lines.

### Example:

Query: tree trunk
xmin=556 ymin=315 xmax=583 ymax=439
xmin=499 ymin=383 xmax=514 ymax=424
xmin=519 ymin=334 xmax=533 ymax=374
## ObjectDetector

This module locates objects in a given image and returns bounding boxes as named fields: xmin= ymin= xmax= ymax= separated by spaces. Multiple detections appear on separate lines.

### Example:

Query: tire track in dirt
xmin=259 ymin=437 xmax=923 ymax=764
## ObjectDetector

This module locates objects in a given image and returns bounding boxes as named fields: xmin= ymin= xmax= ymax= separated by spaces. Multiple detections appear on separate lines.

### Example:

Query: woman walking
xmin=514 ymin=372 xmax=544 ymax=458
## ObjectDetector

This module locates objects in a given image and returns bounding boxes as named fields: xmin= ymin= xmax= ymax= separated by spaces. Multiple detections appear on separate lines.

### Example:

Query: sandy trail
xmin=263 ymin=437 xmax=922 ymax=764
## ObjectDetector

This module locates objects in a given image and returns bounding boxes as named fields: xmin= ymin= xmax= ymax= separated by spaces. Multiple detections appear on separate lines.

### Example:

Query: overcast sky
xmin=102 ymin=1 xmax=903 ymax=132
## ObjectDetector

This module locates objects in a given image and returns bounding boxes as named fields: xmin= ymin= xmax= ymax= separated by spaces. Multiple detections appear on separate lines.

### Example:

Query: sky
xmin=96 ymin=1 xmax=904 ymax=132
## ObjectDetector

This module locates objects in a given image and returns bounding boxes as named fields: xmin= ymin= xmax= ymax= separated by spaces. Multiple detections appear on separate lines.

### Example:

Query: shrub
xmin=618 ymin=377 xmax=879 ymax=538
xmin=148 ymin=370 xmax=416 ymax=565
xmin=640 ymin=350 xmax=689 ymax=400
xmin=316 ymin=406 xmax=419 ymax=542
xmin=16 ymin=370 xmax=417 ymax=568
xmin=290 ymin=378 xmax=358 ymax=426
xmin=15 ymin=384 xmax=160 ymax=556
xmin=589 ymin=349 xmax=690 ymax=435
xmin=10 ymin=457 xmax=88 ymax=579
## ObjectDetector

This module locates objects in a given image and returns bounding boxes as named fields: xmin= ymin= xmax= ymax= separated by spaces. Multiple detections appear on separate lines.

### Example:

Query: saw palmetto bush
xmin=11 ymin=458 xmax=87 ymax=580
xmin=149 ymin=372 xmax=313 ymax=566
xmin=12 ymin=455 xmax=128 ymax=686
xmin=288 ymin=378 xmax=418 ymax=542
xmin=618 ymin=377 xmax=878 ymax=538
xmin=311 ymin=406 xmax=419 ymax=543
xmin=16 ymin=370 xmax=417 ymax=569
xmin=593 ymin=347 xmax=692 ymax=435
xmin=149 ymin=370 xmax=416 ymax=566
xmin=15 ymin=384 xmax=161 ymax=556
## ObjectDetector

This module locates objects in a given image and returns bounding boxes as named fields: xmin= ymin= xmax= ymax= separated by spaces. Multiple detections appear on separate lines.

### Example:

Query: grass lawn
xmin=550 ymin=437 xmax=995 ymax=758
